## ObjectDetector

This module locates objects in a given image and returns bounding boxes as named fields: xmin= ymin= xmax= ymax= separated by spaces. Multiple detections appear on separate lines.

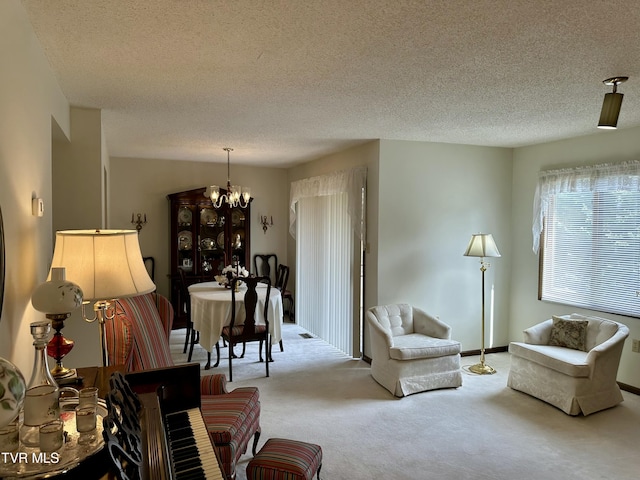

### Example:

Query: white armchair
xmin=366 ymin=304 xmax=462 ymax=397
xmin=508 ymin=313 xmax=629 ymax=416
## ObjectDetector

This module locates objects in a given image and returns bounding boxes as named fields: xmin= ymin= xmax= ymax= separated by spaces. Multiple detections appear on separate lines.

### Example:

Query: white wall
xmin=53 ymin=107 xmax=104 ymax=232
xmin=0 ymin=0 xmax=70 ymax=375
xmin=377 ymin=140 xmax=513 ymax=354
xmin=511 ymin=126 xmax=640 ymax=388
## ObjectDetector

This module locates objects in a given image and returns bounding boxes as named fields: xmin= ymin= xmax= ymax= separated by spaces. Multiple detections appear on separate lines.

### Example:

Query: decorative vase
xmin=0 ymin=357 xmax=26 ymax=428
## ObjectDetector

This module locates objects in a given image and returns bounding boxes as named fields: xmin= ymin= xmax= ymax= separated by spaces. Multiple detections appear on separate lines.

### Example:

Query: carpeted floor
xmin=170 ymin=323 xmax=640 ymax=480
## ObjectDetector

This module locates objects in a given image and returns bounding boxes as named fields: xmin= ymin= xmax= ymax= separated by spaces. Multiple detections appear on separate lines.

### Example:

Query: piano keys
xmin=165 ymin=409 xmax=224 ymax=480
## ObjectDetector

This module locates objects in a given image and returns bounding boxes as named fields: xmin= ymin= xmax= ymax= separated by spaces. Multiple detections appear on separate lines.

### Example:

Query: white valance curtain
xmin=532 ymin=160 xmax=640 ymax=253
xmin=289 ymin=166 xmax=367 ymax=241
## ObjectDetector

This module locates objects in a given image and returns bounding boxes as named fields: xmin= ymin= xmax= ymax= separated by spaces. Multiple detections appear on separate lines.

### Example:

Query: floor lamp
xmin=48 ymin=229 xmax=156 ymax=367
xmin=464 ymin=233 xmax=501 ymax=375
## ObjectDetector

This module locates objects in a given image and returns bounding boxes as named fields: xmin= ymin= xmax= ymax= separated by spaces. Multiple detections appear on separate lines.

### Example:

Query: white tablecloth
xmin=188 ymin=281 xmax=283 ymax=352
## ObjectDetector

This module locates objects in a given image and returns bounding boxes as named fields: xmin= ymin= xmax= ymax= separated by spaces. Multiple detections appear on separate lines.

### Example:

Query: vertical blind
xmin=290 ymin=167 xmax=366 ymax=357
xmin=534 ymin=161 xmax=640 ymax=317
xmin=296 ymin=193 xmax=354 ymax=355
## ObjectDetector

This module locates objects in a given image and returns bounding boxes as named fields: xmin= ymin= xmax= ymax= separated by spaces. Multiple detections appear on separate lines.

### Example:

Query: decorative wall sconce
xmin=131 ymin=213 xmax=147 ymax=233
xmin=260 ymin=215 xmax=273 ymax=234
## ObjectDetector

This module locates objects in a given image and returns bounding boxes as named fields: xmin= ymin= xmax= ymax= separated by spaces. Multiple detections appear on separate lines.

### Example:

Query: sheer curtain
xmin=290 ymin=167 xmax=366 ymax=357
xmin=532 ymin=160 xmax=640 ymax=253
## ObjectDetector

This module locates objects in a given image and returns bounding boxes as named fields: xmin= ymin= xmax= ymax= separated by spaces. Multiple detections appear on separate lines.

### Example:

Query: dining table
xmin=188 ymin=280 xmax=284 ymax=369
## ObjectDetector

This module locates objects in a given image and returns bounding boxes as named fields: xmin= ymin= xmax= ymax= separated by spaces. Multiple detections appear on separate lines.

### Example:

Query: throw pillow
xmin=548 ymin=316 xmax=588 ymax=351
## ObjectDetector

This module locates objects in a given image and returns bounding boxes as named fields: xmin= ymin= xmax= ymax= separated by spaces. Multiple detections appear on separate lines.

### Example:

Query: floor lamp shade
xmin=463 ymin=233 xmax=501 ymax=259
xmin=49 ymin=229 xmax=155 ymax=300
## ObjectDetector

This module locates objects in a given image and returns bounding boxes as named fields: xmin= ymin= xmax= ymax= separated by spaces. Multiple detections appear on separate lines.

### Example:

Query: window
xmin=534 ymin=161 xmax=640 ymax=317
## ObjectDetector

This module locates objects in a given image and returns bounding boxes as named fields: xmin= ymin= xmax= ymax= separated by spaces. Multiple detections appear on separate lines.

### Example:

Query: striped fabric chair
xmin=105 ymin=292 xmax=262 ymax=479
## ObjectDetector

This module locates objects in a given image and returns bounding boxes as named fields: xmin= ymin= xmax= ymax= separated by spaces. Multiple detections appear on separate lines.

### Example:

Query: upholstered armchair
xmin=105 ymin=292 xmax=261 ymax=480
xmin=366 ymin=304 xmax=462 ymax=397
xmin=508 ymin=313 xmax=629 ymax=416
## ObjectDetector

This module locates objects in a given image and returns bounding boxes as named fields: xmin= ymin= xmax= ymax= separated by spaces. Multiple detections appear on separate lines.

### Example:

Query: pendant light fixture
xmin=598 ymin=76 xmax=629 ymax=129
xmin=206 ymin=147 xmax=251 ymax=208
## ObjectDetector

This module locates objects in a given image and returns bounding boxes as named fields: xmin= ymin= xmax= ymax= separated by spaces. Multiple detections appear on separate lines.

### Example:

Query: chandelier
xmin=206 ymin=147 xmax=251 ymax=208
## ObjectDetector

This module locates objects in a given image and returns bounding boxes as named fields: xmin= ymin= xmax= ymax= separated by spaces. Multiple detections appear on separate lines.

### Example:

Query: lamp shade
xmin=464 ymin=233 xmax=501 ymax=258
xmin=49 ymin=230 xmax=155 ymax=300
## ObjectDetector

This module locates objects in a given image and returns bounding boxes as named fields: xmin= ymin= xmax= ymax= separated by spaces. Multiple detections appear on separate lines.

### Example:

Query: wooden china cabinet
xmin=167 ymin=187 xmax=251 ymax=329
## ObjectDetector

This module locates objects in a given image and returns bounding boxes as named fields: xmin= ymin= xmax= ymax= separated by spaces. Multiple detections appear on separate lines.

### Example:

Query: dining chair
xmin=177 ymin=267 xmax=191 ymax=352
xmin=178 ymin=267 xmax=199 ymax=360
xmin=219 ymin=276 xmax=271 ymax=382
xmin=253 ymin=254 xmax=278 ymax=285
xmin=276 ymin=264 xmax=295 ymax=322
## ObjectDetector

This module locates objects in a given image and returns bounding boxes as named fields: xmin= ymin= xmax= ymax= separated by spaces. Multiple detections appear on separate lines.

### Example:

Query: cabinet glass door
xmin=199 ymin=206 xmax=225 ymax=275
xmin=177 ymin=206 xmax=194 ymax=272
xmin=229 ymin=207 xmax=247 ymax=268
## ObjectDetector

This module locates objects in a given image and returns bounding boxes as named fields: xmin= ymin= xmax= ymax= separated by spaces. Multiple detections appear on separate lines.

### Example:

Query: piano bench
xmin=246 ymin=438 xmax=323 ymax=480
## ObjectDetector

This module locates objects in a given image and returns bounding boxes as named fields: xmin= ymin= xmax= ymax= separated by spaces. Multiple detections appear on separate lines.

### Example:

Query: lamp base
xmin=50 ymin=364 xmax=75 ymax=379
xmin=469 ymin=362 xmax=496 ymax=375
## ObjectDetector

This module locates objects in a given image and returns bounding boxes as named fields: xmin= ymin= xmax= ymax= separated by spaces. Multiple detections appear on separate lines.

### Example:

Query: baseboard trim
xmin=460 ymin=345 xmax=509 ymax=357
xmin=618 ymin=382 xmax=640 ymax=396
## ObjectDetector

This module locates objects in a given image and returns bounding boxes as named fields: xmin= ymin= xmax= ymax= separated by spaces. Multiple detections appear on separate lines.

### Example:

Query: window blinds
xmin=535 ymin=161 xmax=640 ymax=316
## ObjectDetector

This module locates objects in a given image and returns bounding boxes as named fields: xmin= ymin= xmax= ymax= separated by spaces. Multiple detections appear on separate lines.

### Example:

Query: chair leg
xmin=240 ymin=342 xmax=246 ymax=358
xmin=279 ymin=339 xmax=284 ymax=352
xmin=289 ymin=297 xmax=295 ymax=321
xmin=183 ymin=322 xmax=191 ymax=353
xmin=213 ymin=342 xmax=220 ymax=368
xmin=252 ymin=430 xmax=261 ymax=456
xmin=205 ymin=350 xmax=212 ymax=370
xmin=187 ymin=329 xmax=198 ymax=362
xmin=228 ymin=341 xmax=233 ymax=382
xmin=266 ymin=337 xmax=270 ymax=378
xmin=258 ymin=340 xmax=264 ymax=362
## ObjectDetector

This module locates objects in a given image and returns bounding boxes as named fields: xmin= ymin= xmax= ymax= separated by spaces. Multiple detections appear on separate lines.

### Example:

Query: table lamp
xmin=49 ymin=229 xmax=155 ymax=367
xmin=31 ymin=266 xmax=83 ymax=379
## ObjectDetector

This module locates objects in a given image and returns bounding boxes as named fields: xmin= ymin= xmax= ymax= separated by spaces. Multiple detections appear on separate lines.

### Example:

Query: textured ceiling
xmin=19 ymin=0 xmax=640 ymax=167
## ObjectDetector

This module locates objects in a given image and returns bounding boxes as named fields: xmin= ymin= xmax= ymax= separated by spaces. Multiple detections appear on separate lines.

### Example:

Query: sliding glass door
xmin=289 ymin=166 xmax=366 ymax=358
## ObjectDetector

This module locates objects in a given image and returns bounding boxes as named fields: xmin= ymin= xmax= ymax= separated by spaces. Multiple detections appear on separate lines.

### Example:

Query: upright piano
xmin=62 ymin=364 xmax=224 ymax=480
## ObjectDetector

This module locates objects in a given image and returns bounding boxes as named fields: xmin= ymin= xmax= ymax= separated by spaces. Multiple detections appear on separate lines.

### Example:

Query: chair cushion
xmin=201 ymin=387 xmax=260 ymax=445
xmin=509 ymin=342 xmax=591 ymax=377
xmin=549 ymin=317 xmax=588 ymax=351
xmin=247 ymin=438 xmax=322 ymax=480
xmin=201 ymin=386 xmax=261 ymax=475
xmin=389 ymin=334 xmax=461 ymax=360
xmin=222 ymin=325 xmax=267 ymax=337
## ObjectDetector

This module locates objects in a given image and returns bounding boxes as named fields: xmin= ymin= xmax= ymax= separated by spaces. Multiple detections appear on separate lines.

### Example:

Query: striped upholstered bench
xmin=246 ymin=438 xmax=323 ymax=480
